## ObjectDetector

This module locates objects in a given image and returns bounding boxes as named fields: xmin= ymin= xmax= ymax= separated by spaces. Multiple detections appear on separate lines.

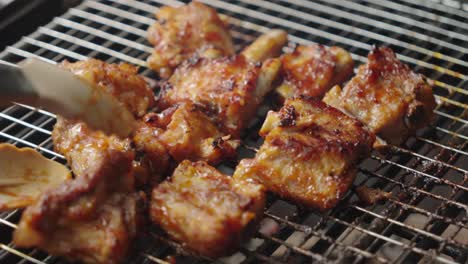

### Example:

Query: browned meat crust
xmin=323 ymin=46 xmax=436 ymax=145
xmin=52 ymin=117 xmax=133 ymax=178
xmin=133 ymin=102 xmax=239 ymax=169
xmin=151 ymin=160 xmax=265 ymax=257
xmin=158 ymin=55 xmax=260 ymax=137
xmin=277 ymin=44 xmax=354 ymax=99
xmin=234 ymin=98 xmax=375 ymax=210
xmin=158 ymin=55 xmax=282 ymax=138
xmin=147 ymin=1 xmax=235 ymax=78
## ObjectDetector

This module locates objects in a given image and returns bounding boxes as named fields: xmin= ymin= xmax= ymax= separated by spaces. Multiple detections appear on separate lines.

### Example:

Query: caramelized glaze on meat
xmin=14 ymin=118 xmax=143 ymax=264
xmin=323 ymin=46 xmax=436 ymax=145
xmin=159 ymin=55 xmax=258 ymax=137
xmin=147 ymin=1 xmax=234 ymax=78
xmin=234 ymin=98 xmax=375 ymax=210
xmin=52 ymin=117 xmax=133 ymax=178
xmin=133 ymin=117 xmax=171 ymax=180
xmin=158 ymin=56 xmax=281 ymax=137
xmin=277 ymin=45 xmax=354 ymax=99
xmin=151 ymin=160 xmax=265 ymax=257
xmin=133 ymin=102 xmax=239 ymax=168
xmin=61 ymin=59 xmax=155 ymax=118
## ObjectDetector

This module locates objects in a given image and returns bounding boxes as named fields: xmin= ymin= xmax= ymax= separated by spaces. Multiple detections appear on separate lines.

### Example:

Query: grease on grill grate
xmin=0 ymin=0 xmax=467 ymax=263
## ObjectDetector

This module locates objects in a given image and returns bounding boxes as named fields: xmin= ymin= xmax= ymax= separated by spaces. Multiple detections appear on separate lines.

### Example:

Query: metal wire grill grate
xmin=0 ymin=0 xmax=467 ymax=263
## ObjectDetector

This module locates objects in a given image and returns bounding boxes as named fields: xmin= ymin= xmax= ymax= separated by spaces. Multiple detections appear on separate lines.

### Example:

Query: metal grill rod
xmin=372 ymin=155 xmax=468 ymax=192
xmin=0 ymin=131 xmax=63 ymax=158
xmin=0 ymin=244 xmax=45 ymax=264
xmin=0 ymin=113 xmax=51 ymax=135
xmin=375 ymin=0 xmax=468 ymax=27
xmin=69 ymin=9 xmax=147 ymax=37
xmin=389 ymin=145 xmax=467 ymax=173
xmin=37 ymin=27 xmax=146 ymax=66
xmin=264 ymin=212 xmax=389 ymax=262
xmin=328 ymin=215 xmax=457 ymax=264
xmin=53 ymin=18 xmax=152 ymax=53
xmin=359 ymin=168 xmax=467 ymax=210
xmin=320 ymin=0 xmax=468 ymax=41
xmin=415 ymin=136 xmax=467 ymax=156
xmin=350 ymin=201 xmax=467 ymax=229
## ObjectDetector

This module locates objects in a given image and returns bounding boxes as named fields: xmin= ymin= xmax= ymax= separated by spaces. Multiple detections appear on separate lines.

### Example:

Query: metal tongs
xmin=0 ymin=58 xmax=135 ymax=137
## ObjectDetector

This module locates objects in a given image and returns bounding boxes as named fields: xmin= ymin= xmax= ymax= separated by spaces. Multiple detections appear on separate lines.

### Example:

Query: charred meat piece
xmin=323 ymin=46 xmax=436 ymax=145
xmin=133 ymin=102 xmax=239 ymax=169
xmin=234 ymin=98 xmax=375 ymax=210
xmin=151 ymin=160 xmax=265 ymax=258
xmin=61 ymin=59 xmax=155 ymax=118
xmin=277 ymin=44 xmax=354 ymax=100
xmin=147 ymin=1 xmax=235 ymax=78
xmin=14 ymin=119 xmax=143 ymax=264
xmin=157 ymin=30 xmax=287 ymax=137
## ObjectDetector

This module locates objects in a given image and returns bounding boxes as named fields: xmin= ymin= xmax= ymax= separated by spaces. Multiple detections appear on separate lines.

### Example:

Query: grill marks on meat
xmin=147 ymin=1 xmax=235 ymax=79
xmin=14 ymin=118 xmax=144 ymax=264
xmin=234 ymin=98 xmax=375 ymax=210
xmin=14 ymin=59 xmax=155 ymax=264
xmin=276 ymin=44 xmax=354 ymax=99
xmin=323 ymin=46 xmax=436 ymax=145
xmin=151 ymin=160 xmax=265 ymax=258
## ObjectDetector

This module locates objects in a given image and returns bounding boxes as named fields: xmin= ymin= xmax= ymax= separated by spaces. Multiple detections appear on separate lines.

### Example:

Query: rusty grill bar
xmin=0 ymin=0 xmax=467 ymax=263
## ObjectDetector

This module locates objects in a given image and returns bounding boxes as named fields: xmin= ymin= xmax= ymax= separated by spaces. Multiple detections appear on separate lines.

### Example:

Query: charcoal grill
xmin=0 ymin=0 xmax=467 ymax=263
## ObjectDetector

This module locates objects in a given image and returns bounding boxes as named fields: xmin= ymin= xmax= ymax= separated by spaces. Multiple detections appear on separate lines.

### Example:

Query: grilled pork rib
xmin=323 ymin=46 xmax=436 ymax=145
xmin=151 ymin=160 xmax=265 ymax=257
xmin=157 ymin=29 xmax=287 ymax=138
xmin=234 ymin=98 xmax=375 ymax=210
xmin=277 ymin=44 xmax=354 ymax=99
xmin=147 ymin=1 xmax=235 ymax=78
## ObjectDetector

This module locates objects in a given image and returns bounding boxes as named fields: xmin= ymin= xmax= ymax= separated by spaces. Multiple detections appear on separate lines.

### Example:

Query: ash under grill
xmin=0 ymin=0 xmax=467 ymax=263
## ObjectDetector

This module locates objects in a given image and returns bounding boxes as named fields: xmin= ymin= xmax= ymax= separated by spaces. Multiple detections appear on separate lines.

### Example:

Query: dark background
xmin=0 ymin=0 xmax=81 ymax=51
